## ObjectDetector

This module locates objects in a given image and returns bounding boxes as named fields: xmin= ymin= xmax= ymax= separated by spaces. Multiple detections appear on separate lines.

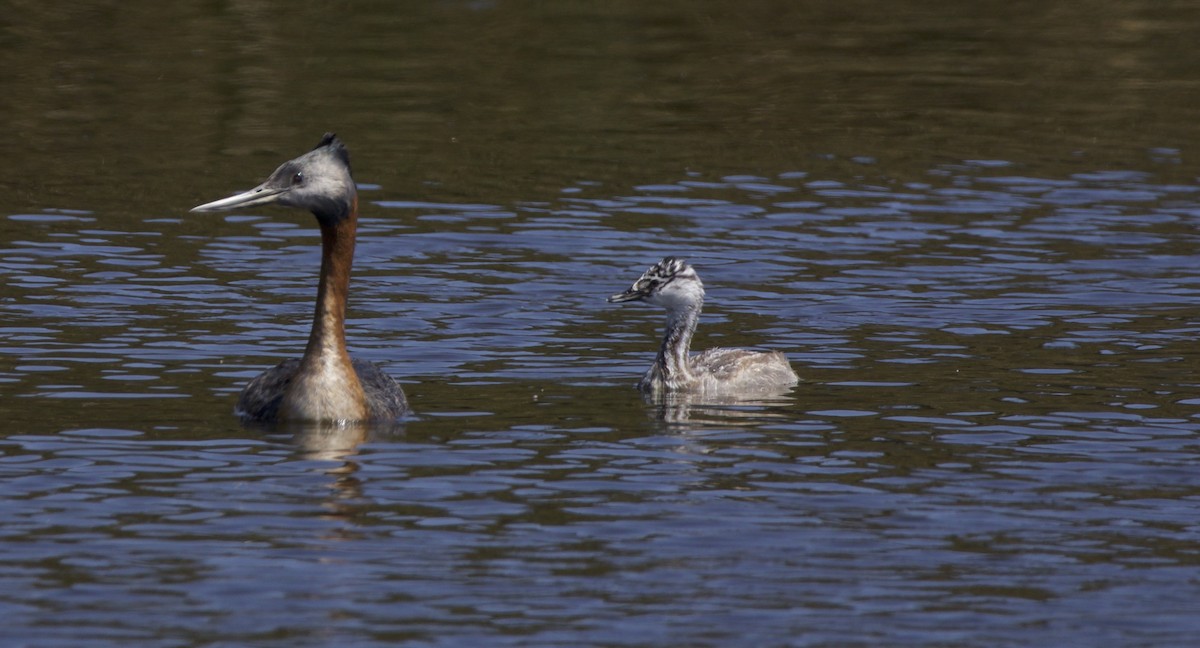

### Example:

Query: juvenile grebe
xmin=191 ymin=133 xmax=410 ymax=422
xmin=608 ymin=257 xmax=799 ymax=396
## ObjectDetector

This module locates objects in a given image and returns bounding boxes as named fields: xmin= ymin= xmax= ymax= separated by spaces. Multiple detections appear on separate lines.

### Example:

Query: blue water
xmin=5 ymin=162 xmax=1200 ymax=646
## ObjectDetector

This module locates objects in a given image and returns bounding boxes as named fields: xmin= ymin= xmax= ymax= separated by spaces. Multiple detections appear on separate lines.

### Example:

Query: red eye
xmin=292 ymin=171 xmax=304 ymax=185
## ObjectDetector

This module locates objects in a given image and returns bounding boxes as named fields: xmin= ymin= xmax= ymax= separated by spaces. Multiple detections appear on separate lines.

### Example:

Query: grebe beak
xmin=191 ymin=181 xmax=290 ymax=212
xmin=607 ymin=288 xmax=646 ymax=303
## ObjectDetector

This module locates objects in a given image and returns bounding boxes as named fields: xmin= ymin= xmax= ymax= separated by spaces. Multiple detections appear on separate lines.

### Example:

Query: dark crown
xmin=315 ymin=132 xmax=352 ymax=175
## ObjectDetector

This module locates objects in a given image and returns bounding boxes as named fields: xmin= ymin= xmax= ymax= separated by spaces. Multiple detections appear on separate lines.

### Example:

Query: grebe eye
xmin=292 ymin=171 xmax=304 ymax=185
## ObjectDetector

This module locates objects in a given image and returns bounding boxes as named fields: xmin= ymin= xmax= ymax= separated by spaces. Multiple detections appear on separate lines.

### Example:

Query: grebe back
xmin=608 ymin=257 xmax=799 ymax=396
xmin=191 ymin=133 xmax=409 ymax=422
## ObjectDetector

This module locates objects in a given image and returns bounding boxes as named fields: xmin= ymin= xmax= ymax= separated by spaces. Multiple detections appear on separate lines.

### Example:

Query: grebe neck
xmin=653 ymin=300 xmax=701 ymax=384
xmin=304 ymin=194 xmax=360 ymax=370
xmin=280 ymin=194 xmax=369 ymax=421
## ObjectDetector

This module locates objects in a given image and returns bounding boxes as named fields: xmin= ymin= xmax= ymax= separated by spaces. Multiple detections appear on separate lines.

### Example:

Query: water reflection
xmin=248 ymin=419 xmax=404 ymax=460
xmin=646 ymin=389 xmax=798 ymax=426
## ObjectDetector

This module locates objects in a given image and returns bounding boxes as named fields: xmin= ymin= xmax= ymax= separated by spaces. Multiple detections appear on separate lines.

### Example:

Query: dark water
xmin=4 ymin=2 xmax=1200 ymax=646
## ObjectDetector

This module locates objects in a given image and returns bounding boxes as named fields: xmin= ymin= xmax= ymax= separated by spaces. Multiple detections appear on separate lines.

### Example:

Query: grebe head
xmin=608 ymin=256 xmax=704 ymax=310
xmin=191 ymin=133 xmax=356 ymax=223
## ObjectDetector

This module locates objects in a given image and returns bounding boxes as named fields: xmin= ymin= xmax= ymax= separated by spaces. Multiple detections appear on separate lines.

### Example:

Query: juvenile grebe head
xmin=191 ymin=133 xmax=356 ymax=224
xmin=608 ymin=256 xmax=704 ymax=310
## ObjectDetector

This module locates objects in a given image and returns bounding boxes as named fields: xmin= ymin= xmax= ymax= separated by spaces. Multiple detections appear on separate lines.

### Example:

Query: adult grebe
xmin=608 ymin=257 xmax=799 ymax=396
xmin=191 ymin=133 xmax=410 ymax=422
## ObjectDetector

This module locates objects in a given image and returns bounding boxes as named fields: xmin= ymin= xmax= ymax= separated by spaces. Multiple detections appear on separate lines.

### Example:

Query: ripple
xmin=5 ymin=159 xmax=1200 ymax=647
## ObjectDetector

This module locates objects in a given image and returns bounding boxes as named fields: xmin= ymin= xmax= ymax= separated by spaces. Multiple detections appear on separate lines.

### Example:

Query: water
xmin=3 ymin=2 xmax=1200 ymax=646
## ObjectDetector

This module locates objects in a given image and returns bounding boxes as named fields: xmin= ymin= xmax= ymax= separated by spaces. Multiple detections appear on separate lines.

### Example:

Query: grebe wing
xmin=235 ymin=358 xmax=301 ymax=421
xmin=692 ymin=348 xmax=761 ymax=377
xmin=352 ymin=357 xmax=411 ymax=420
xmin=692 ymin=348 xmax=799 ymax=388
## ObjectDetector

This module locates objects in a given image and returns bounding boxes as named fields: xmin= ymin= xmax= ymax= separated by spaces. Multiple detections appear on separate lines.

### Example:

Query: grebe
xmin=191 ymin=133 xmax=410 ymax=422
xmin=608 ymin=257 xmax=799 ymax=396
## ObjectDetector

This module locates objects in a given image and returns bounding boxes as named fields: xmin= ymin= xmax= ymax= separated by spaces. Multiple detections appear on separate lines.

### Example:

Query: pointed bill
xmin=191 ymin=182 xmax=290 ymax=212
xmin=608 ymin=288 xmax=646 ymax=303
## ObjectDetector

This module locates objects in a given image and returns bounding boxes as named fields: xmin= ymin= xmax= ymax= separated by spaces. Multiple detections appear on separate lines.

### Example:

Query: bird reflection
xmin=248 ymin=418 xmax=405 ymax=527
xmin=647 ymin=388 xmax=797 ymax=426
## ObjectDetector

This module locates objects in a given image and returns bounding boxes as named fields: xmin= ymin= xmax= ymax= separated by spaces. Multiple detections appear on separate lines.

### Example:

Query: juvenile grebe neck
xmin=609 ymin=257 xmax=799 ymax=396
xmin=191 ymin=133 xmax=409 ymax=422
xmin=652 ymin=280 xmax=702 ymax=388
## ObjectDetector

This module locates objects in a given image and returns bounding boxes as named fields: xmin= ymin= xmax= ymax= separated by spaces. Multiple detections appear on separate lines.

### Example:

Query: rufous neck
xmin=302 ymin=195 xmax=359 ymax=373
xmin=278 ymin=193 xmax=371 ymax=422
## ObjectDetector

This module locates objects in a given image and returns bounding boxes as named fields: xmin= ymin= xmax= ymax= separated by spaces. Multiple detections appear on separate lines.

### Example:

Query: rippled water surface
xmin=4 ymin=2 xmax=1200 ymax=646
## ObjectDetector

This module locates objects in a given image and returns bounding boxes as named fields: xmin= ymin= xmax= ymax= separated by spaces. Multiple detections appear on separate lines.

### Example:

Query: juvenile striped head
xmin=608 ymin=257 xmax=704 ymax=308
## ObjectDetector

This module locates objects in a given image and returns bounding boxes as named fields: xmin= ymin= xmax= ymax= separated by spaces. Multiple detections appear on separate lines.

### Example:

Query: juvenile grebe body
xmin=191 ymin=133 xmax=410 ymax=422
xmin=608 ymin=257 xmax=798 ymax=396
